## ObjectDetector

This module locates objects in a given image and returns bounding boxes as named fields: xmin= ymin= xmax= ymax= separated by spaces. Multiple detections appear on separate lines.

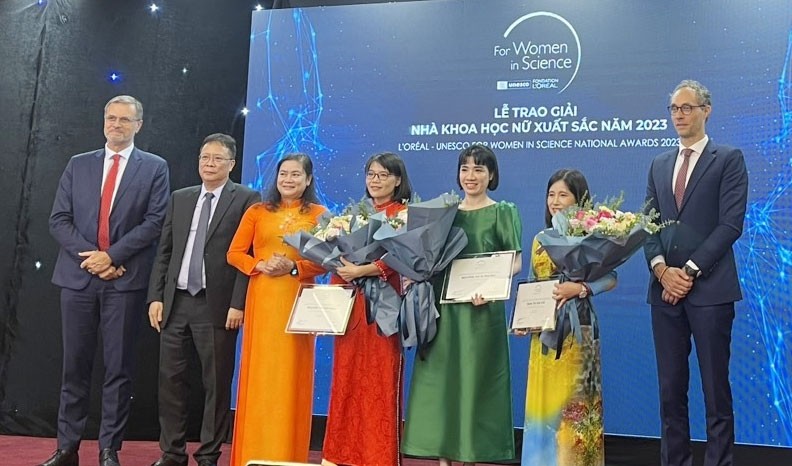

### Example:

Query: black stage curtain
xmin=0 ymin=0 xmax=423 ymax=443
xmin=0 ymin=0 xmax=255 ymax=440
xmin=1 ymin=2 xmax=791 ymax=464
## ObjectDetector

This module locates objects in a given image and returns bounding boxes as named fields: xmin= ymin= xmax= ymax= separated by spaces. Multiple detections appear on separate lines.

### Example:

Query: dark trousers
xmin=158 ymin=290 xmax=237 ymax=463
xmin=58 ymin=278 xmax=146 ymax=451
xmin=651 ymin=300 xmax=735 ymax=466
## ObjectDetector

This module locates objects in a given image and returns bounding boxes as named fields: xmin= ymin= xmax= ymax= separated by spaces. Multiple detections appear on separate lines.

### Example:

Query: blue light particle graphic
xmin=736 ymin=28 xmax=792 ymax=445
xmin=247 ymin=9 xmax=340 ymax=212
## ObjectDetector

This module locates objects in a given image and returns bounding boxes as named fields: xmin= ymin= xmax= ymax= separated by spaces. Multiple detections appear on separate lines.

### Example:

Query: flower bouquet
xmin=536 ymin=193 xmax=661 ymax=357
xmin=284 ymin=199 xmax=384 ymax=269
xmin=372 ymin=192 xmax=468 ymax=350
xmin=283 ymin=199 xmax=404 ymax=336
xmin=311 ymin=213 xmax=364 ymax=241
xmin=383 ymin=208 xmax=409 ymax=232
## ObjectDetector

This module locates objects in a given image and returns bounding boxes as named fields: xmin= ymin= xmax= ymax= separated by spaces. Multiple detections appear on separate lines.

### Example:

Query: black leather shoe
xmin=99 ymin=448 xmax=120 ymax=466
xmin=151 ymin=457 xmax=187 ymax=466
xmin=37 ymin=450 xmax=78 ymax=466
xmin=197 ymin=460 xmax=217 ymax=466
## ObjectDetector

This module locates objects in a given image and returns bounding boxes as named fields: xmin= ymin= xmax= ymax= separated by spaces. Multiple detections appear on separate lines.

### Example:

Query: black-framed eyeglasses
xmin=667 ymin=104 xmax=708 ymax=115
xmin=199 ymin=155 xmax=233 ymax=164
xmin=366 ymin=171 xmax=393 ymax=181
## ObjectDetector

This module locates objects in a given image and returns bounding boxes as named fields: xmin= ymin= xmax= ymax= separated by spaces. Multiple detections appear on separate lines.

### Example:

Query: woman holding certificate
xmin=402 ymin=144 xmax=522 ymax=464
xmin=520 ymin=169 xmax=617 ymax=466
xmin=227 ymin=153 xmax=327 ymax=465
xmin=321 ymin=152 xmax=412 ymax=466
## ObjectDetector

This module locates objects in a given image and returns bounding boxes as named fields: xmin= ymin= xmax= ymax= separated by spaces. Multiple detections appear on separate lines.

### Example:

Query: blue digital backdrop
xmin=239 ymin=0 xmax=792 ymax=447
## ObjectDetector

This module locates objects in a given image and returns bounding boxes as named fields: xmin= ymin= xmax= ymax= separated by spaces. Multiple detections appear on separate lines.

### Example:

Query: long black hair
xmin=264 ymin=153 xmax=319 ymax=214
xmin=544 ymin=168 xmax=590 ymax=228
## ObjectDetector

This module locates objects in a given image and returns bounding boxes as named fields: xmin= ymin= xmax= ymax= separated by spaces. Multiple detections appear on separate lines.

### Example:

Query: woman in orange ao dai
xmin=227 ymin=153 xmax=327 ymax=465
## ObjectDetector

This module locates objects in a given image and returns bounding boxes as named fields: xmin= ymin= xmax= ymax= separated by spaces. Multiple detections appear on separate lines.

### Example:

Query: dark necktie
xmin=674 ymin=148 xmax=693 ymax=209
xmin=98 ymin=154 xmax=121 ymax=251
xmin=187 ymin=192 xmax=214 ymax=295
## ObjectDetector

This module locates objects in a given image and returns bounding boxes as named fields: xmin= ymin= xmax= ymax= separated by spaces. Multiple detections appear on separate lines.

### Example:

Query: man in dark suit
xmin=147 ymin=133 xmax=259 ymax=466
xmin=42 ymin=95 xmax=170 ymax=466
xmin=644 ymin=80 xmax=748 ymax=466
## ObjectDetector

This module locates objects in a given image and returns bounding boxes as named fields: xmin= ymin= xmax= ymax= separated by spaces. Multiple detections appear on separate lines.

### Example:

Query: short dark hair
xmin=264 ymin=153 xmax=319 ymax=214
xmin=364 ymin=152 xmax=413 ymax=203
xmin=457 ymin=144 xmax=499 ymax=191
xmin=201 ymin=133 xmax=237 ymax=159
xmin=544 ymin=168 xmax=590 ymax=228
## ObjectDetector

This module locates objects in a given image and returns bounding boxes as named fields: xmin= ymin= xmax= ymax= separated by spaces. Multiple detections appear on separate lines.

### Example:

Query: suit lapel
xmin=658 ymin=151 xmax=678 ymax=216
xmin=679 ymin=142 xmax=716 ymax=213
xmin=90 ymin=150 xmax=105 ymax=196
xmin=174 ymin=187 xmax=202 ymax=259
xmin=112 ymin=148 xmax=142 ymax=214
xmin=86 ymin=150 xmax=105 ymax=241
xmin=206 ymin=182 xmax=236 ymax=241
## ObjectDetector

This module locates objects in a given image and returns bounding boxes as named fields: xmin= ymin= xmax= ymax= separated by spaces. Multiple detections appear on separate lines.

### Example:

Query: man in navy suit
xmin=41 ymin=95 xmax=170 ymax=466
xmin=147 ymin=134 xmax=259 ymax=466
xmin=644 ymin=80 xmax=748 ymax=466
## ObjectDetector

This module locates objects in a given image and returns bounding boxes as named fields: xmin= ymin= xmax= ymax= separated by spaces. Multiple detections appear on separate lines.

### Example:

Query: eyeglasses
xmin=667 ymin=104 xmax=708 ymax=115
xmin=366 ymin=171 xmax=394 ymax=181
xmin=104 ymin=116 xmax=140 ymax=125
xmin=199 ymin=155 xmax=233 ymax=164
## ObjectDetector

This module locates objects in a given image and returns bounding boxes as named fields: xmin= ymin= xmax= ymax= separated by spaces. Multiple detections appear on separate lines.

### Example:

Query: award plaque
xmin=510 ymin=279 xmax=560 ymax=332
xmin=440 ymin=250 xmax=516 ymax=304
xmin=286 ymin=284 xmax=356 ymax=335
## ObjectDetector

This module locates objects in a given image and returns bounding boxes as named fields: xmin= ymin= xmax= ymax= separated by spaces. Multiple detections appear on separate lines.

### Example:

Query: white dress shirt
xmin=650 ymin=135 xmax=709 ymax=273
xmin=670 ymin=135 xmax=709 ymax=192
xmin=102 ymin=144 xmax=133 ymax=211
xmin=177 ymin=185 xmax=224 ymax=290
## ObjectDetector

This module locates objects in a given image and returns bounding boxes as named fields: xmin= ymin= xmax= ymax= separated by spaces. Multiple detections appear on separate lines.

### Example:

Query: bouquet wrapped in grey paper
xmin=536 ymin=199 xmax=659 ymax=357
xmin=282 ymin=200 xmax=403 ymax=336
xmin=372 ymin=193 xmax=468 ymax=350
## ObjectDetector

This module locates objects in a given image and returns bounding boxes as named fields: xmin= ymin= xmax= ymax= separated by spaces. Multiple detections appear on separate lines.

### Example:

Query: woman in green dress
xmin=402 ymin=144 xmax=523 ymax=465
xmin=520 ymin=169 xmax=617 ymax=466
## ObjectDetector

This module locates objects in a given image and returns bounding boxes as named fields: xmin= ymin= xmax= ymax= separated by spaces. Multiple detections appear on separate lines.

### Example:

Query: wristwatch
xmin=682 ymin=264 xmax=698 ymax=278
xmin=578 ymin=283 xmax=589 ymax=299
xmin=290 ymin=264 xmax=299 ymax=277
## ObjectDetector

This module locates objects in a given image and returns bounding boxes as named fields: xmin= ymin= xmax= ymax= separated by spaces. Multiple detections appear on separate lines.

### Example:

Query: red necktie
xmin=674 ymin=148 xmax=693 ymax=209
xmin=98 ymin=154 xmax=121 ymax=251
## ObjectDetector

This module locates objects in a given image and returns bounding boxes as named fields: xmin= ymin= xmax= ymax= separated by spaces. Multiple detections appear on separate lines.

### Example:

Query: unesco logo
xmin=494 ymin=11 xmax=581 ymax=93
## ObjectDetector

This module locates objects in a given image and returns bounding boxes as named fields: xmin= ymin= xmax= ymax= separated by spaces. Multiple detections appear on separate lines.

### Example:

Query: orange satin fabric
xmin=227 ymin=201 xmax=327 ymax=465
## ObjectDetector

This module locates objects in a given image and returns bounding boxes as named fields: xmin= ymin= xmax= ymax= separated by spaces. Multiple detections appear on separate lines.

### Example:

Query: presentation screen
xmin=240 ymin=0 xmax=792 ymax=446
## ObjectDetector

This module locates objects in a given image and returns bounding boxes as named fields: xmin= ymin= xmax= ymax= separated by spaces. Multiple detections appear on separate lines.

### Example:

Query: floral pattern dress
xmin=522 ymin=236 xmax=613 ymax=466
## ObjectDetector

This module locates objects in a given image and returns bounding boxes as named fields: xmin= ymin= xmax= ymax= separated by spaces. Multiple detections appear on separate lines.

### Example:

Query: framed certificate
xmin=440 ymin=250 xmax=516 ymax=304
xmin=286 ymin=284 xmax=356 ymax=335
xmin=511 ymin=279 xmax=560 ymax=332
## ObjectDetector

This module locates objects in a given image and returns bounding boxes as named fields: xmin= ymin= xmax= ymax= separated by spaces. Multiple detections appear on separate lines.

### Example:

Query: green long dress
xmin=402 ymin=201 xmax=522 ymax=462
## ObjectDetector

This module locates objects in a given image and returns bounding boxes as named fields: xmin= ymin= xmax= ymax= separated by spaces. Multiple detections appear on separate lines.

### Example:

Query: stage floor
xmin=0 ymin=435 xmax=499 ymax=466
xmin=3 ymin=434 xmax=791 ymax=466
